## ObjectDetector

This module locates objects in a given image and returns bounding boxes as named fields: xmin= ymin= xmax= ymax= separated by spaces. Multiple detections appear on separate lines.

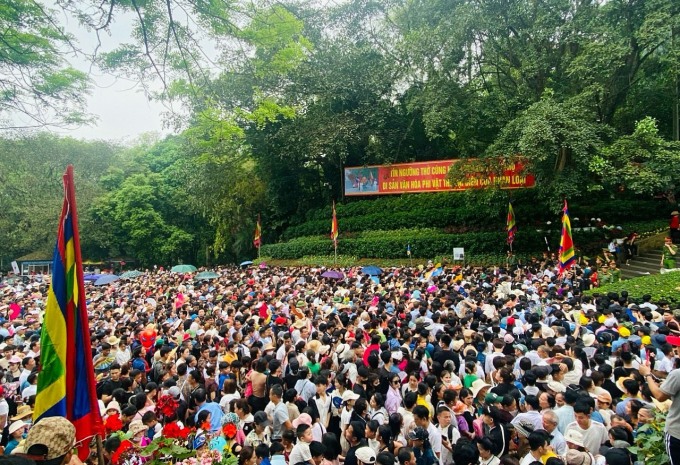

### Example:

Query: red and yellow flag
xmin=507 ymin=202 xmax=517 ymax=245
xmin=253 ymin=214 xmax=262 ymax=248
xmin=331 ymin=201 xmax=339 ymax=246
xmin=558 ymin=199 xmax=575 ymax=274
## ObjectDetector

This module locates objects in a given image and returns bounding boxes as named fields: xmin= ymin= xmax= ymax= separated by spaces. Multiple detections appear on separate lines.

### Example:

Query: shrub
xmin=261 ymin=227 xmax=620 ymax=260
xmin=585 ymin=272 xmax=680 ymax=303
xmin=282 ymin=194 xmax=670 ymax=241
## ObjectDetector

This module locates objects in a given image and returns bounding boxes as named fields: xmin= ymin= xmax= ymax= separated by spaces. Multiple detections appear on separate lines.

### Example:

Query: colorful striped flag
xmin=558 ymin=199 xmax=576 ymax=274
xmin=34 ymin=165 xmax=103 ymax=459
xmin=507 ymin=202 xmax=517 ymax=245
xmin=253 ymin=214 xmax=262 ymax=248
xmin=331 ymin=201 xmax=339 ymax=246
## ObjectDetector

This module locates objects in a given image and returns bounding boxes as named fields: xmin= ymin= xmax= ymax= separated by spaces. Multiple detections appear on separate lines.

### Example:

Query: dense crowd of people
xmin=1 ymin=256 xmax=680 ymax=465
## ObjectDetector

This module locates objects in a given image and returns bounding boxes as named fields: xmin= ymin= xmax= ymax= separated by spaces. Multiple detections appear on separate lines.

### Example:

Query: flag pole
xmin=331 ymin=201 xmax=339 ymax=265
xmin=96 ymin=434 xmax=106 ymax=465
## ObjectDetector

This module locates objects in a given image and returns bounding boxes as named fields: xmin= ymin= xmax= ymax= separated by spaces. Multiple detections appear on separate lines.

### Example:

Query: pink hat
xmin=503 ymin=334 xmax=515 ymax=344
xmin=9 ymin=356 xmax=21 ymax=364
xmin=292 ymin=413 xmax=312 ymax=428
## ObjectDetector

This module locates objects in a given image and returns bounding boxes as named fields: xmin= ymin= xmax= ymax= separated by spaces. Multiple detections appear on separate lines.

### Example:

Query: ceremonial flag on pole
xmin=34 ymin=165 xmax=103 ymax=460
xmin=331 ymin=202 xmax=339 ymax=246
xmin=253 ymin=215 xmax=262 ymax=248
xmin=506 ymin=202 xmax=517 ymax=246
xmin=407 ymin=243 xmax=411 ymax=256
xmin=558 ymin=199 xmax=575 ymax=275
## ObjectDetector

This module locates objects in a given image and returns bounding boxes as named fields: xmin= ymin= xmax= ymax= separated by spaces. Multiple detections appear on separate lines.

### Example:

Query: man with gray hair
xmin=542 ymin=410 xmax=567 ymax=456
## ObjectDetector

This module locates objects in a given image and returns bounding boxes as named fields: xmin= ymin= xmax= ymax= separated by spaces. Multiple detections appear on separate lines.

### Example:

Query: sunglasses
xmin=598 ymin=400 xmax=611 ymax=406
xmin=392 ymin=380 xmax=401 ymax=385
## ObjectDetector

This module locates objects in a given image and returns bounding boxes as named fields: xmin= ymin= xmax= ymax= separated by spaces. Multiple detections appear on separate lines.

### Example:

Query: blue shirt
xmin=195 ymin=401 xmax=224 ymax=432
xmin=612 ymin=337 xmax=629 ymax=352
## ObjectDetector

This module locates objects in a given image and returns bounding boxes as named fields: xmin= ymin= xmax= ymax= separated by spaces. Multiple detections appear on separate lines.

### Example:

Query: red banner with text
xmin=344 ymin=160 xmax=535 ymax=196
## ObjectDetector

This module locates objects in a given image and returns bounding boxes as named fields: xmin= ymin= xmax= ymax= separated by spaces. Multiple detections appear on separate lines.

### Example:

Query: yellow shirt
xmin=541 ymin=450 xmax=558 ymax=463
xmin=416 ymin=395 xmax=434 ymax=417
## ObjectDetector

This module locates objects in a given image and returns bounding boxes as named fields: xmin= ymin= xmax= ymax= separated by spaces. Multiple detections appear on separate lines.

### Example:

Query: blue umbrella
xmin=240 ymin=261 xmax=254 ymax=267
xmin=370 ymin=276 xmax=380 ymax=284
xmin=362 ymin=266 xmax=383 ymax=276
xmin=83 ymin=274 xmax=102 ymax=282
xmin=94 ymin=275 xmax=119 ymax=286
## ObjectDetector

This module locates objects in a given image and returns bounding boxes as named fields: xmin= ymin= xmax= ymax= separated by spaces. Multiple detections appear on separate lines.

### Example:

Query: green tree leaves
xmin=594 ymin=117 xmax=680 ymax=203
xmin=0 ymin=0 xmax=90 ymax=128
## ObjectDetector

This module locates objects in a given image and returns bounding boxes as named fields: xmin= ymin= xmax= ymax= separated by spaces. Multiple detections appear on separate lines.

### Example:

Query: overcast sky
xmin=52 ymin=8 xmax=170 ymax=143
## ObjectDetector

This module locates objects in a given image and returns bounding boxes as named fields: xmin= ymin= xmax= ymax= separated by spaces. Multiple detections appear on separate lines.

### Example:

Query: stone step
xmin=620 ymin=251 xmax=663 ymax=280
xmin=629 ymin=258 xmax=662 ymax=267
xmin=621 ymin=268 xmax=652 ymax=278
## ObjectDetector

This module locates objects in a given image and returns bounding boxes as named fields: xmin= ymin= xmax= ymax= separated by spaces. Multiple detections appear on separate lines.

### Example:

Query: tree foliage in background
xmin=0 ymin=0 xmax=90 ymax=129
xmin=1 ymin=0 xmax=680 ymax=267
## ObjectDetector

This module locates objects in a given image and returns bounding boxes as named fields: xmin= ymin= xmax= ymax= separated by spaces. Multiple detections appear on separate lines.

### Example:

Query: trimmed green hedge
xmin=256 ymin=253 xmax=536 ymax=267
xmin=264 ymin=221 xmax=668 ymax=260
xmin=283 ymin=195 xmax=670 ymax=240
xmin=585 ymin=272 xmax=680 ymax=303
xmin=262 ymin=228 xmax=611 ymax=259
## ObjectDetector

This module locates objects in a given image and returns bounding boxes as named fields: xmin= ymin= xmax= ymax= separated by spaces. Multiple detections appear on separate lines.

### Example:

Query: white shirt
xmin=656 ymin=356 xmax=674 ymax=373
xmin=520 ymin=452 xmax=542 ymax=465
xmin=565 ymin=421 xmax=608 ymax=454
xmin=18 ymin=369 xmax=31 ymax=387
xmin=312 ymin=394 xmax=332 ymax=427
xmin=479 ymin=456 xmax=500 ymax=465
xmin=438 ymin=424 xmax=460 ymax=465
xmin=426 ymin=422 xmax=442 ymax=459
xmin=116 ymin=348 xmax=131 ymax=366
xmin=0 ymin=399 xmax=8 ymax=428
xmin=22 ymin=384 xmax=37 ymax=401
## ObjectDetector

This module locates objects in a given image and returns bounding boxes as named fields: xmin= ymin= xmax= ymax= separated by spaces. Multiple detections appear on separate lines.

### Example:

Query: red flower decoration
xmin=163 ymin=422 xmax=190 ymax=439
xmin=222 ymin=423 xmax=238 ymax=439
xmin=111 ymin=440 xmax=134 ymax=465
xmin=156 ymin=394 xmax=179 ymax=419
xmin=104 ymin=414 xmax=123 ymax=434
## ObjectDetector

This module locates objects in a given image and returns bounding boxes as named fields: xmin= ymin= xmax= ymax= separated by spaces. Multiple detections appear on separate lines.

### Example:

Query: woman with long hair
xmin=238 ymin=446 xmax=257 ymax=465
xmin=369 ymin=392 xmax=388 ymax=425
xmin=377 ymin=424 xmax=403 ymax=455
xmin=477 ymin=436 xmax=500 ymax=465
xmin=402 ymin=372 xmax=420 ymax=398
xmin=321 ymin=432 xmax=342 ymax=465
xmin=385 ymin=374 xmax=402 ymax=415
xmin=233 ymin=398 xmax=254 ymax=443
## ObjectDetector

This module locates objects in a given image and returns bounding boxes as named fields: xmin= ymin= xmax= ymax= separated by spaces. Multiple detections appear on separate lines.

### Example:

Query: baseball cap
xmin=24 ymin=417 xmax=76 ymax=461
xmin=514 ymin=420 xmax=535 ymax=438
xmin=253 ymin=411 xmax=270 ymax=426
xmin=513 ymin=344 xmax=528 ymax=354
xmin=485 ymin=393 xmax=503 ymax=404
xmin=407 ymin=426 xmax=429 ymax=441
xmin=167 ymin=386 xmax=181 ymax=398
xmin=355 ymin=447 xmax=376 ymax=465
